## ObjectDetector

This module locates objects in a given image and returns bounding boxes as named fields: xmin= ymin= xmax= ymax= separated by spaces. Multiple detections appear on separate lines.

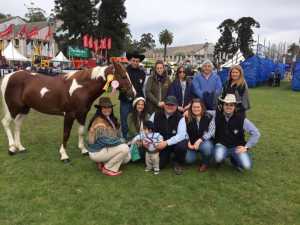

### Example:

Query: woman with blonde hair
xmin=220 ymin=65 xmax=250 ymax=115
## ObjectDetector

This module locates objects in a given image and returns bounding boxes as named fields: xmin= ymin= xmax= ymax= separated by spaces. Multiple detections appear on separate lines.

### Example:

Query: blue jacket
xmin=192 ymin=72 xmax=222 ymax=110
xmin=167 ymin=79 xmax=193 ymax=107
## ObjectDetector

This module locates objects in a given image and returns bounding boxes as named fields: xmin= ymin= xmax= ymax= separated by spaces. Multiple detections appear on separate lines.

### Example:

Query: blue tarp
xmin=219 ymin=55 xmax=287 ymax=88
xmin=292 ymin=60 xmax=300 ymax=91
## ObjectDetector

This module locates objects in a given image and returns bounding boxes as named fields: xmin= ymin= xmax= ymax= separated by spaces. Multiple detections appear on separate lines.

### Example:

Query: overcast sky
xmin=2 ymin=0 xmax=300 ymax=47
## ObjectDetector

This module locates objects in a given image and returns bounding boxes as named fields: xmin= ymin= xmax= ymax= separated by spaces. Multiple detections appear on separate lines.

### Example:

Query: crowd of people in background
xmin=78 ymin=51 xmax=262 ymax=176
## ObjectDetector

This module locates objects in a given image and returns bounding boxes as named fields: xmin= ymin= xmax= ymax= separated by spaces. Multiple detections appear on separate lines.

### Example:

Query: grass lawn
xmin=0 ymin=81 xmax=299 ymax=225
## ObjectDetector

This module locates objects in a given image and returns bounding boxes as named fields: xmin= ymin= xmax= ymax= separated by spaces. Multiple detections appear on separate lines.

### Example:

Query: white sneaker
xmin=145 ymin=168 xmax=152 ymax=172
xmin=153 ymin=169 xmax=160 ymax=175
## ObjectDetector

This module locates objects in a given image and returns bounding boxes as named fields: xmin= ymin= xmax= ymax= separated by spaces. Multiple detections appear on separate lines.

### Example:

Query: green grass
xmin=0 ymin=81 xmax=299 ymax=225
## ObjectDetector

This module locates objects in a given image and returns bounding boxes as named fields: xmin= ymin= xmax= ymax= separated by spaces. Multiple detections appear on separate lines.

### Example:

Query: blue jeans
xmin=214 ymin=143 xmax=252 ymax=171
xmin=185 ymin=140 xmax=214 ymax=165
xmin=120 ymin=100 xmax=132 ymax=139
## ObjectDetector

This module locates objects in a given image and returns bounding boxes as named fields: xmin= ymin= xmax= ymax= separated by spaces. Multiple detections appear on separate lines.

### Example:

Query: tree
xmin=55 ymin=0 xmax=95 ymax=51
xmin=235 ymin=17 xmax=260 ymax=59
xmin=0 ymin=13 xmax=11 ymax=20
xmin=287 ymin=43 xmax=300 ymax=60
xmin=96 ymin=0 xmax=129 ymax=56
xmin=214 ymin=19 xmax=237 ymax=64
xmin=140 ymin=33 xmax=156 ymax=51
xmin=24 ymin=2 xmax=47 ymax=22
xmin=159 ymin=29 xmax=173 ymax=61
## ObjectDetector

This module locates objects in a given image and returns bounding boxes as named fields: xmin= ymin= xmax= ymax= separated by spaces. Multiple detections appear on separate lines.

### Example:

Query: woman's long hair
xmin=175 ymin=65 xmax=187 ymax=80
xmin=154 ymin=60 xmax=167 ymax=77
xmin=228 ymin=65 xmax=246 ymax=87
xmin=187 ymin=98 xmax=206 ymax=123
xmin=131 ymin=100 xmax=147 ymax=131
xmin=88 ymin=107 xmax=120 ymax=130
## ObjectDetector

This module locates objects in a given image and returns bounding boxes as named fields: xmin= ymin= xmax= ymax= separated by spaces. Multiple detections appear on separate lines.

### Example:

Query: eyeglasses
xmin=178 ymin=70 xmax=185 ymax=73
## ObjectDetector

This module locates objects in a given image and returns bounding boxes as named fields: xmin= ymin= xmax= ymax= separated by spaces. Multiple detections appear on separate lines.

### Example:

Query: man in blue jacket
xmin=192 ymin=59 xmax=222 ymax=110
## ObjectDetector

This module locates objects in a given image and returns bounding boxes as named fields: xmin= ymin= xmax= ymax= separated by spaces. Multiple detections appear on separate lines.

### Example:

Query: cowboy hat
xmin=94 ymin=97 xmax=115 ymax=109
xmin=218 ymin=94 xmax=237 ymax=104
xmin=126 ymin=51 xmax=145 ymax=62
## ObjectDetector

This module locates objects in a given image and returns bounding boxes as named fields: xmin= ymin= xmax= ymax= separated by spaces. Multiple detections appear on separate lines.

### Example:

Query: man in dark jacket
xmin=214 ymin=94 xmax=260 ymax=171
xmin=149 ymin=96 xmax=187 ymax=175
xmin=119 ymin=51 xmax=146 ymax=139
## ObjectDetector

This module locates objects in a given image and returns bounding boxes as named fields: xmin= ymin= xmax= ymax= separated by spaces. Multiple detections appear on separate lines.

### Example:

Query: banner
xmin=27 ymin=27 xmax=38 ymax=39
xmin=17 ymin=25 xmax=27 ymax=38
xmin=45 ymin=27 xmax=52 ymax=41
xmin=83 ymin=34 xmax=89 ymax=48
xmin=0 ymin=24 xmax=13 ymax=38
xmin=107 ymin=37 xmax=112 ymax=50
xmin=68 ymin=46 xmax=90 ymax=58
xmin=88 ymin=36 xmax=93 ymax=49
xmin=93 ymin=39 xmax=99 ymax=52
xmin=100 ymin=38 xmax=107 ymax=49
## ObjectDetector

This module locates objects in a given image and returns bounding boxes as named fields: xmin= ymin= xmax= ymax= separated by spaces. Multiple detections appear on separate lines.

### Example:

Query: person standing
xmin=145 ymin=60 xmax=172 ymax=114
xmin=192 ymin=59 xmax=222 ymax=110
xmin=220 ymin=65 xmax=250 ymax=115
xmin=167 ymin=65 xmax=193 ymax=113
xmin=119 ymin=51 xmax=146 ymax=139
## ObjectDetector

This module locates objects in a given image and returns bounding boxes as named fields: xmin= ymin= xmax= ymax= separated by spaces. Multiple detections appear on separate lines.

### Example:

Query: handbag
xmin=130 ymin=143 xmax=141 ymax=162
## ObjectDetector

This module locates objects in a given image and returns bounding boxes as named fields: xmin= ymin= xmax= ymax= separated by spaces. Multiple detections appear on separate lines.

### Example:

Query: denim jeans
xmin=120 ymin=100 xmax=132 ymax=139
xmin=185 ymin=140 xmax=214 ymax=165
xmin=214 ymin=143 xmax=252 ymax=170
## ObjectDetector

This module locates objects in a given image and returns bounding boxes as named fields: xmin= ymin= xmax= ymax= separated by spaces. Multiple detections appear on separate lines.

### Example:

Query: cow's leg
xmin=60 ymin=114 xmax=75 ymax=163
xmin=1 ymin=114 xmax=17 ymax=155
xmin=78 ymin=124 xmax=89 ymax=155
xmin=14 ymin=114 xmax=27 ymax=152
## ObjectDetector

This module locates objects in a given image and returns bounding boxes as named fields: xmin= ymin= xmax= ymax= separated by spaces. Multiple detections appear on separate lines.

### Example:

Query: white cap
xmin=132 ymin=97 xmax=145 ymax=107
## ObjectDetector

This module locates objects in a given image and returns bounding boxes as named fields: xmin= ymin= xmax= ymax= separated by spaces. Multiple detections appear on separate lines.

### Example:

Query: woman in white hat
xmin=213 ymin=94 xmax=260 ymax=171
xmin=127 ymin=97 xmax=149 ymax=138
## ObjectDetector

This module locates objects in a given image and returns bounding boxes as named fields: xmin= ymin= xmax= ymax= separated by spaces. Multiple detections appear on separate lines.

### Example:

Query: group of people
xmin=86 ymin=52 xmax=261 ymax=176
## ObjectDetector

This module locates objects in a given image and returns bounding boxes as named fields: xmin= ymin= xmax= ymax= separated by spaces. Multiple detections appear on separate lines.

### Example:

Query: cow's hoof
xmin=62 ymin=159 xmax=71 ymax=164
xmin=8 ymin=150 xmax=17 ymax=156
xmin=19 ymin=149 xmax=27 ymax=154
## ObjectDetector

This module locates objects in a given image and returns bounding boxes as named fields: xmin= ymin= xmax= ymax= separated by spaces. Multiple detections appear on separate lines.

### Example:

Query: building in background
xmin=145 ymin=43 xmax=214 ymax=64
xmin=0 ymin=16 xmax=59 ymax=60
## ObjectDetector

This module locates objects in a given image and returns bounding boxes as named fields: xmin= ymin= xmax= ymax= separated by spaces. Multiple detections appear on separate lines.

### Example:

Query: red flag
xmin=88 ymin=36 xmax=93 ymax=49
xmin=93 ymin=39 xmax=98 ymax=52
xmin=17 ymin=25 xmax=27 ymax=38
xmin=27 ymin=26 xmax=38 ymax=39
xmin=45 ymin=26 xmax=52 ymax=40
xmin=0 ymin=24 xmax=13 ymax=38
xmin=101 ymin=38 xmax=107 ymax=49
xmin=107 ymin=37 xmax=112 ymax=50
xmin=83 ymin=34 xmax=89 ymax=48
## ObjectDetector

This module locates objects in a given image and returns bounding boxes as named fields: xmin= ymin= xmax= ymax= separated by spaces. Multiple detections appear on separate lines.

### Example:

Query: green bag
xmin=130 ymin=144 xmax=141 ymax=162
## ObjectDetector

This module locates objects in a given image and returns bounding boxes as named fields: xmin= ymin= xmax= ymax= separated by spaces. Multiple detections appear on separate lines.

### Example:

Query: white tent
xmin=51 ymin=51 xmax=70 ymax=62
xmin=221 ymin=49 xmax=245 ymax=68
xmin=2 ymin=42 xmax=30 ymax=61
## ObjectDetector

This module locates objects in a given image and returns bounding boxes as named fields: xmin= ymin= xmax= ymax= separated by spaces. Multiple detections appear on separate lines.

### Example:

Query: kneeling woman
xmin=183 ymin=98 xmax=215 ymax=172
xmin=87 ymin=97 xmax=130 ymax=176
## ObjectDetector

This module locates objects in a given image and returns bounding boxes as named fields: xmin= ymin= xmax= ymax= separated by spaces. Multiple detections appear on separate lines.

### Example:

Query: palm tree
xmin=159 ymin=29 xmax=173 ymax=61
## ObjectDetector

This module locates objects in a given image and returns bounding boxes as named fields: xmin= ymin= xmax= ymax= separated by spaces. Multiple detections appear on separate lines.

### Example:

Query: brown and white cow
xmin=1 ymin=62 xmax=135 ymax=163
